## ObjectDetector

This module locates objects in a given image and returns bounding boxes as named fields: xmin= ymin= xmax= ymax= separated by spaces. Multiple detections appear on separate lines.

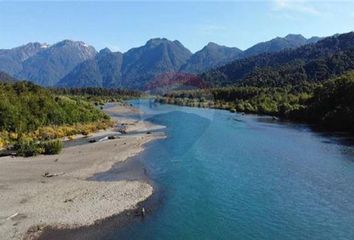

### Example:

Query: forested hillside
xmin=0 ymin=82 xmax=109 ymax=133
xmin=0 ymin=79 xmax=113 ymax=155
xmin=201 ymin=32 xmax=354 ymax=87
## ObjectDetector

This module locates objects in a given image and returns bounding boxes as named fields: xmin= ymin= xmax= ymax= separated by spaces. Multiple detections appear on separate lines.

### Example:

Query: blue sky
xmin=0 ymin=1 xmax=353 ymax=53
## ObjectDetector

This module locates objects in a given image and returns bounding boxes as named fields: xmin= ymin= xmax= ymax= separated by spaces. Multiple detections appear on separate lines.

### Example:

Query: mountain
xmin=0 ymin=71 xmax=17 ymax=83
xmin=59 ymin=38 xmax=192 ymax=89
xmin=201 ymin=32 xmax=354 ymax=87
xmin=58 ymin=35 xmax=322 ymax=89
xmin=179 ymin=34 xmax=321 ymax=74
xmin=0 ymin=34 xmax=324 ymax=88
xmin=242 ymin=34 xmax=320 ymax=58
xmin=306 ymin=36 xmax=323 ymax=44
xmin=16 ymin=40 xmax=96 ymax=86
xmin=58 ymin=48 xmax=123 ymax=88
xmin=0 ymin=42 xmax=47 ymax=76
xmin=180 ymin=42 xmax=242 ymax=73
xmin=120 ymin=38 xmax=192 ymax=89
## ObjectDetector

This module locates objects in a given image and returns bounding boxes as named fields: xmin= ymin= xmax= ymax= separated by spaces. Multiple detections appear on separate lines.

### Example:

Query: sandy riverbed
xmin=0 ymin=103 xmax=164 ymax=240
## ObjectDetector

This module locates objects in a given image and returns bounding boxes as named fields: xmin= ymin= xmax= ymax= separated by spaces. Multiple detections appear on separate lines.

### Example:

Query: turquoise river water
xmin=107 ymin=99 xmax=354 ymax=240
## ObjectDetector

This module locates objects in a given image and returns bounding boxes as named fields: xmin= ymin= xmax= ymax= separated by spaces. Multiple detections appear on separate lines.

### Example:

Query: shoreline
xmin=37 ymin=136 xmax=166 ymax=240
xmin=36 ymin=193 xmax=154 ymax=240
xmin=158 ymin=98 xmax=354 ymax=137
xmin=0 ymin=102 xmax=165 ymax=240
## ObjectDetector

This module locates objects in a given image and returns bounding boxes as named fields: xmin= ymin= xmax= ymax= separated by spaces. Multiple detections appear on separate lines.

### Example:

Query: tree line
xmin=0 ymin=81 xmax=114 ymax=155
xmin=158 ymin=71 xmax=354 ymax=134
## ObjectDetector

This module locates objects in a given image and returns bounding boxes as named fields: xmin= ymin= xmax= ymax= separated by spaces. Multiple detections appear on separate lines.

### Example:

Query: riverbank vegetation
xmin=158 ymin=71 xmax=354 ymax=134
xmin=51 ymin=87 xmax=143 ymax=106
xmin=0 ymin=81 xmax=115 ymax=155
xmin=291 ymin=72 xmax=354 ymax=133
xmin=159 ymin=83 xmax=315 ymax=115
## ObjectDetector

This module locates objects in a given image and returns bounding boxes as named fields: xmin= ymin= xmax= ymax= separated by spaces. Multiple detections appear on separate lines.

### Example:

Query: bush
xmin=13 ymin=138 xmax=63 ymax=157
xmin=40 ymin=140 xmax=63 ymax=155
xmin=0 ymin=137 xmax=6 ymax=149
xmin=14 ymin=138 xmax=43 ymax=157
xmin=0 ymin=82 xmax=111 ymax=133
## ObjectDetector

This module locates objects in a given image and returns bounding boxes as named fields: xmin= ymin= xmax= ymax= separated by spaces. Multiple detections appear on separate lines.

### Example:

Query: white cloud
xmin=272 ymin=0 xmax=321 ymax=16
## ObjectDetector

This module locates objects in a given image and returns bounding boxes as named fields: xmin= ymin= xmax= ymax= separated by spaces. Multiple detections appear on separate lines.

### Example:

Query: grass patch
xmin=40 ymin=140 xmax=63 ymax=155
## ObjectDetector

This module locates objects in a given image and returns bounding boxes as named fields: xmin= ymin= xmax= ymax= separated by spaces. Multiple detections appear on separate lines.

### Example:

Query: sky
xmin=0 ymin=1 xmax=354 ymax=53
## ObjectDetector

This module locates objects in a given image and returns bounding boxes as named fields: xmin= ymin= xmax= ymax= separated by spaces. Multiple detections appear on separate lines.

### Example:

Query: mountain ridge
xmin=200 ymin=31 xmax=354 ymax=87
xmin=0 ymin=33 xmax=323 ymax=88
xmin=180 ymin=42 xmax=243 ymax=73
xmin=58 ymin=48 xmax=123 ymax=88
xmin=16 ymin=40 xmax=97 ymax=86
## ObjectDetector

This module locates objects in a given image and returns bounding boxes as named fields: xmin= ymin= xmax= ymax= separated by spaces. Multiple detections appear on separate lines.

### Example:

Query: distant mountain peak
xmin=145 ymin=38 xmax=184 ymax=48
xmin=173 ymin=40 xmax=183 ymax=44
xmin=14 ymin=39 xmax=97 ymax=86
xmin=18 ymin=42 xmax=42 ymax=48
xmin=121 ymin=37 xmax=192 ymax=89
xmin=52 ymin=40 xmax=94 ymax=49
xmin=284 ymin=34 xmax=307 ymax=44
xmin=53 ymin=39 xmax=74 ymax=46
xmin=205 ymin=42 xmax=220 ymax=48
xmin=99 ymin=47 xmax=112 ymax=54
xmin=242 ymin=33 xmax=321 ymax=58
xmin=180 ymin=42 xmax=242 ymax=74
xmin=204 ymin=42 xmax=238 ymax=50
xmin=146 ymin=38 xmax=169 ymax=45
xmin=9 ymin=42 xmax=47 ymax=53
xmin=285 ymin=33 xmax=305 ymax=39
xmin=307 ymin=36 xmax=323 ymax=44
xmin=78 ymin=41 xmax=91 ymax=48
xmin=40 ymin=43 xmax=50 ymax=49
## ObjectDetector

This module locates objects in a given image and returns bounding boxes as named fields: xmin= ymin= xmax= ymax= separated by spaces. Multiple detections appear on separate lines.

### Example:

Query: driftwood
xmin=6 ymin=213 xmax=19 ymax=220
xmin=42 ymin=172 xmax=65 ymax=178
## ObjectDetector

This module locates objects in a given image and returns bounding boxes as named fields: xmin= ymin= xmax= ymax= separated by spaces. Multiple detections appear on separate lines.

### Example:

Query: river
xmin=105 ymin=99 xmax=354 ymax=240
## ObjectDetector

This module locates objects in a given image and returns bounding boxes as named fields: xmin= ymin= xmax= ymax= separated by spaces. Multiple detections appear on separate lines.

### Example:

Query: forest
xmin=158 ymin=71 xmax=354 ymax=134
xmin=0 ymin=81 xmax=114 ymax=155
